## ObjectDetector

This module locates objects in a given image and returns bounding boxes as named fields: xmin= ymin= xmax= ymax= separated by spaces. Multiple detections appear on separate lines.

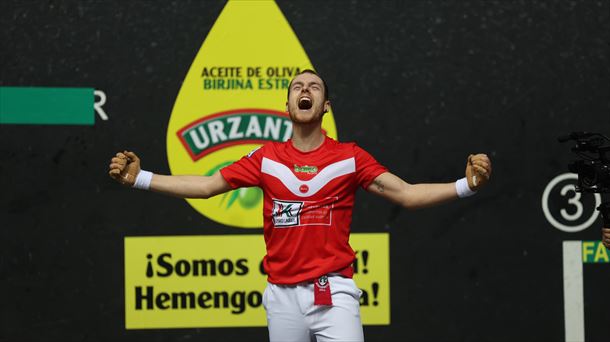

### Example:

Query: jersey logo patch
xmin=271 ymin=197 xmax=337 ymax=228
xmin=272 ymin=200 xmax=304 ymax=226
xmin=294 ymin=164 xmax=318 ymax=174
xmin=262 ymin=157 xmax=355 ymax=197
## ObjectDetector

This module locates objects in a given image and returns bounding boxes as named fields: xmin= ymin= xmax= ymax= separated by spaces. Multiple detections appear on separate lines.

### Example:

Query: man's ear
xmin=323 ymin=100 xmax=331 ymax=113
xmin=286 ymin=101 xmax=289 ymax=112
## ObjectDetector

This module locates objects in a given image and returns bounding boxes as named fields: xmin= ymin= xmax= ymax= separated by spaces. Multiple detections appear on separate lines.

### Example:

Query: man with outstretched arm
xmin=109 ymin=69 xmax=492 ymax=342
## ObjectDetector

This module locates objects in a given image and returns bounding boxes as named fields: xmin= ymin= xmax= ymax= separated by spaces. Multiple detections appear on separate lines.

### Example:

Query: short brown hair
xmin=287 ymin=69 xmax=330 ymax=101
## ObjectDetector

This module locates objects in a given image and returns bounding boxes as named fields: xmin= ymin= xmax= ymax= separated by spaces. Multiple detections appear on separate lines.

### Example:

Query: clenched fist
xmin=108 ymin=151 xmax=141 ymax=187
xmin=466 ymin=154 xmax=492 ymax=191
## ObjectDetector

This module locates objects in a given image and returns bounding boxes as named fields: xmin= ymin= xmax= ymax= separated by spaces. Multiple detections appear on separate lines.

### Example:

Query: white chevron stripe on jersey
xmin=261 ymin=157 xmax=355 ymax=197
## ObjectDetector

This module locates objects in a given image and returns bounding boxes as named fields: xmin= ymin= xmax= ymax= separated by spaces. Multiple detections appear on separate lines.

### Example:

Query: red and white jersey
xmin=220 ymin=136 xmax=387 ymax=284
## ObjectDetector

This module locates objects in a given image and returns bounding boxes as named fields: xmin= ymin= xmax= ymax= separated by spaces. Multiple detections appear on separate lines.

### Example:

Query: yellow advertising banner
xmin=124 ymin=233 xmax=390 ymax=329
xmin=166 ymin=0 xmax=338 ymax=229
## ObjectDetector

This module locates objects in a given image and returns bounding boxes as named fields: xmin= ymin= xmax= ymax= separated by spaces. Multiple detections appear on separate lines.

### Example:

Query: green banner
xmin=0 ymin=87 xmax=94 ymax=125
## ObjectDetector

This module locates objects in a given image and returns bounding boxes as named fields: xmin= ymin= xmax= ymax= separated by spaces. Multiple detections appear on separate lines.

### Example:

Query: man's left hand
xmin=465 ymin=153 xmax=492 ymax=191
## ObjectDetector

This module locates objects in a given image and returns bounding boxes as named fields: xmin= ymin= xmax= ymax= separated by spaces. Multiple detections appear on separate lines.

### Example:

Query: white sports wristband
xmin=133 ymin=170 xmax=153 ymax=190
xmin=455 ymin=177 xmax=476 ymax=198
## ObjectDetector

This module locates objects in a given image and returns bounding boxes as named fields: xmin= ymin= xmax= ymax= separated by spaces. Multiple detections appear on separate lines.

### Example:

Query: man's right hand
xmin=603 ymin=228 xmax=610 ymax=249
xmin=108 ymin=151 xmax=141 ymax=187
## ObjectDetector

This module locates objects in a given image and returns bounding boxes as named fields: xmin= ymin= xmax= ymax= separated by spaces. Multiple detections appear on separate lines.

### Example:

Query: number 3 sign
xmin=542 ymin=173 xmax=601 ymax=232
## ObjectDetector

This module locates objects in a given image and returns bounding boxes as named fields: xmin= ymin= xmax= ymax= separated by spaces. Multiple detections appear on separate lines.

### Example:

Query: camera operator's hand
xmin=602 ymin=228 xmax=610 ymax=250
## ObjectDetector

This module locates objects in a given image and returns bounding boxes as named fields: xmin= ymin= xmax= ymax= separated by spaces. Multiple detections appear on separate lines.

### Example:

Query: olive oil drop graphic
xmin=167 ymin=0 xmax=338 ymax=228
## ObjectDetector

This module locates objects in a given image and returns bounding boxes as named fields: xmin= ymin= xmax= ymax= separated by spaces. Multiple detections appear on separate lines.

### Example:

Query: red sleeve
xmin=354 ymin=145 xmax=388 ymax=189
xmin=219 ymin=146 xmax=263 ymax=189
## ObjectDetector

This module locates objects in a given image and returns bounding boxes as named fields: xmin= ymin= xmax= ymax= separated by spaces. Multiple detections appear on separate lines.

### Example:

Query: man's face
xmin=286 ymin=73 xmax=330 ymax=124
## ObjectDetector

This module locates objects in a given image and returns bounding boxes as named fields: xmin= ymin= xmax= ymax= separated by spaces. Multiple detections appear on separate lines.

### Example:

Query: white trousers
xmin=263 ymin=275 xmax=364 ymax=342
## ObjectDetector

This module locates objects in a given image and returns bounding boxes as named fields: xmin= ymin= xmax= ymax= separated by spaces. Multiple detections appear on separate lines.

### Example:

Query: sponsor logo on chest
xmin=294 ymin=164 xmax=318 ymax=174
xmin=272 ymin=200 xmax=304 ymax=226
xmin=271 ymin=197 xmax=337 ymax=228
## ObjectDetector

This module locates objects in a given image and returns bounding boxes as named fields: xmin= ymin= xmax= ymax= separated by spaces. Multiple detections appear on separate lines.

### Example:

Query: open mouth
xmin=298 ymin=96 xmax=312 ymax=110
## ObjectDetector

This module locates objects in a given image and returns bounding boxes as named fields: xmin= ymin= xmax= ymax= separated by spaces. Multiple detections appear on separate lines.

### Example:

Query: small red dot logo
xmin=299 ymin=184 xmax=309 ymax=193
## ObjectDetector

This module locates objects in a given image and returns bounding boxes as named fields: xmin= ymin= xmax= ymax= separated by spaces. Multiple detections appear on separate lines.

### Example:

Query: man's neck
xmin=290 ymin=121 xmax=325 ymax=152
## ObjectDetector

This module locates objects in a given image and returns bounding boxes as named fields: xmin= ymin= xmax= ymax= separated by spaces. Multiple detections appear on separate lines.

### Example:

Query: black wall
xmin=2 ymin=1 xmax=609 ymax=341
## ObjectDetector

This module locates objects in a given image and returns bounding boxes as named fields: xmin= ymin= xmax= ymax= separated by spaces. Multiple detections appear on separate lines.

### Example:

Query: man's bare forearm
xmin=109 ymin=151 xmax=233 ymax=198
xmin=369 ymin=173 xmax=458 ymax=210
xmin=369 ymin=154 xmax=491 ymax=210
xmin=400 ymin=182 xmax=458 ymax=209
xmin=150 ymin=172 xmax=231 ymax=199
